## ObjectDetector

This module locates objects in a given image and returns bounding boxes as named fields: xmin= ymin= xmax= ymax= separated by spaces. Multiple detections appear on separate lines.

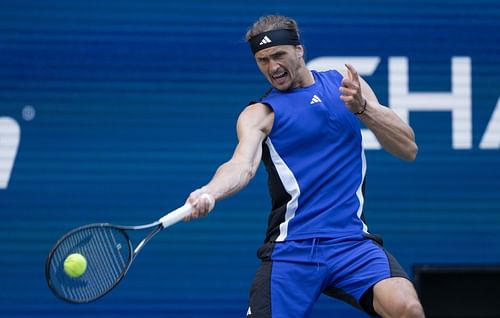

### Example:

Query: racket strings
xmin=47 ymin=226 xmax=131 ymax=303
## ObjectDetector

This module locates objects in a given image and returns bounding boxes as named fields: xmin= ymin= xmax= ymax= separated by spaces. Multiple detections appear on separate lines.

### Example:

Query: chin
xmin=272 ymin=80 xmax=293 ymax=92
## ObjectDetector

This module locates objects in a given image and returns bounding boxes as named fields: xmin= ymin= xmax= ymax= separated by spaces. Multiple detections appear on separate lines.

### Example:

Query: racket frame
xmin=45 ymin=204 xmax=191 ymax=304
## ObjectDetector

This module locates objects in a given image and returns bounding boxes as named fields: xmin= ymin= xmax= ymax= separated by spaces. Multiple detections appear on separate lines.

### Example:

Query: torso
xmin=259 ymin=70 xmax=369 ymax=242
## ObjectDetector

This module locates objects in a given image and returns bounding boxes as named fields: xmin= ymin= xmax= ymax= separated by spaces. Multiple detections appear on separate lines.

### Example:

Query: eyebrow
xmin=257 ymin=50 xmax=288 ymax=61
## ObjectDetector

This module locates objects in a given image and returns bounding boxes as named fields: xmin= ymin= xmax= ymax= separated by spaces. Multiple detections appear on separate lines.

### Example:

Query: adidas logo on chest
xmin=310 ymin=94 xmax=322 ymax=104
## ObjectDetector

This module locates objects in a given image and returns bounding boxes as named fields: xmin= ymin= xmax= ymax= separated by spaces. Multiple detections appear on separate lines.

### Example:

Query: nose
xmin=268 ymin=59 xmax=281 ymax=74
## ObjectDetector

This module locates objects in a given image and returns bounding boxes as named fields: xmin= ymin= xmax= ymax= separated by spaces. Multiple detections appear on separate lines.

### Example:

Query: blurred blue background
xmin=0 ymin=0 xmax=499 ymax=317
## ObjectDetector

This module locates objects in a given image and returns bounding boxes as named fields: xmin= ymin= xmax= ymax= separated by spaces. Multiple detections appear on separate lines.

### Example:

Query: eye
xmin=272 ymin=52 xmax=287 ymax=60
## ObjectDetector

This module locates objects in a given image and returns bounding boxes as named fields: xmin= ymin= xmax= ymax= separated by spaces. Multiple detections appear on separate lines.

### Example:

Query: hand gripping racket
xmin=45 ymin=203 xmax=192 ymax=304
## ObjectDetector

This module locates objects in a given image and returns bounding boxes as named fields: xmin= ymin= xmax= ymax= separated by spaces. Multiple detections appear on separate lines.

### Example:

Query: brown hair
xmin=245 ymin=15 xmax=300 ymax=42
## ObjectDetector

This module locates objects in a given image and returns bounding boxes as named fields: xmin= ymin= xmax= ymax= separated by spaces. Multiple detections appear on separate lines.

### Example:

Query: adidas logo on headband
xmin=249 ymin=29 xmax=301 ymax=54
xmin=259 ymin=36 xmax=272 ymax=46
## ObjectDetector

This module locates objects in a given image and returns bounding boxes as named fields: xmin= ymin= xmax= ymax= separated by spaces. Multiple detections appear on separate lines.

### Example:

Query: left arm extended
xmin=340 ymin=64 xmax=418 ymax=161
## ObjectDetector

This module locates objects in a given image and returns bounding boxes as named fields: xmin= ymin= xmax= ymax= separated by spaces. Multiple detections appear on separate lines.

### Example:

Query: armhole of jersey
xmin=247 ymin=87 xmax=274 ymax=106
xmin=260 ymin=102 xmax=276 ymax=137
xmin=260 ymin=101 xmax=274 ymax=112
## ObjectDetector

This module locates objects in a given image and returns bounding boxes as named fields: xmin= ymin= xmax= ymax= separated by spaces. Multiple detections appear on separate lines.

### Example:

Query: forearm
xmin=358 ymin=100 xmax=418 ymax=161
xmin=340 ymin=65 xmax=418 ymax=161
xmin=202 ymin=159 xmax=257 ymax=201
xmin=184 ymin=159 xmax=256 ymax=221
xmin=186 ymin=103 xmax=270 ymax=220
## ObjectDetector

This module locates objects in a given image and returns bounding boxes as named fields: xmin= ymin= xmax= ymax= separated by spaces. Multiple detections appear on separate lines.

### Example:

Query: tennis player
xmin=185 ymin=15 xmax=425 ymax=318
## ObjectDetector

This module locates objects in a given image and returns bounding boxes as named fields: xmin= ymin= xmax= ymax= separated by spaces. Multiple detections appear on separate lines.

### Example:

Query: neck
xmin=296 ymin=68 xmax=315 ymax=88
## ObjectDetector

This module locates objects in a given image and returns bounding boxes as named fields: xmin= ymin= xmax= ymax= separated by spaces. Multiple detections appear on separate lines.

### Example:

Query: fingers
xmin=339 ymin=94 xmax=355 ymax=103
xmin=196 ymin=193 xmax=215 ymax=215
xmin=341 ymin=64 xmax=360 ymax=89
xmin=341 ymin=64 xmax=360 ymax=94
xmin=339 ymin=86 xmax=357 ymax=97
xmin=340 ymin=64 xmax=364 ymax=114
xmin=345 ymin=63 xmax=359 ymax=83
xmin=183 ymin=189 xmax=216 ymax=222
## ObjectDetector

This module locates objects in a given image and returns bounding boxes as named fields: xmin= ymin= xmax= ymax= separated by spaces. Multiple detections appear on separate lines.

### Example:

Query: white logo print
xmin=310 ymin=94 xmax=322 ymax=104
xmin=259 ymin=36 xmax=272 ymax=46
xmin=0 ymin=117 xmax=21 ymax=189
xmin=246 ymin=306 xmax=252 ymax=316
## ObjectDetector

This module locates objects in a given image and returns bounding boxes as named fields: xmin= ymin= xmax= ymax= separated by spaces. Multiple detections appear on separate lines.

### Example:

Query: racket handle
xmin=159 ymin=204 xmax=192 ymax=228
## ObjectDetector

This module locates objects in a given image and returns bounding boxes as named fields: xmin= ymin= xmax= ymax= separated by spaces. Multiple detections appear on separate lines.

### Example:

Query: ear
xmin=295 ymin=45 xmax=304 ymax=59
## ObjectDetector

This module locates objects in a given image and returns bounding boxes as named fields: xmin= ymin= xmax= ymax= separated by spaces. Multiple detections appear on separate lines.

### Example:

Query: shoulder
xmin=243 ymin=102 xmax=273 ymax=116
xmin=237 ymin=103 xmax=274 ymax=136
xmin=313 ymin=69 xmax=344 ymax=82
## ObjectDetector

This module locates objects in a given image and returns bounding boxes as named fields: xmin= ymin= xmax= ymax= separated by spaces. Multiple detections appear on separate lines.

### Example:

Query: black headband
xmin=248 ymin=29 xmax=301 ymax=54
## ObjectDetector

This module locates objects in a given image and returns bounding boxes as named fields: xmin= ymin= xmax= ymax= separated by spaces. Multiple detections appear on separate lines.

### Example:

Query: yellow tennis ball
xmin=64 ymin=253 xmax=87 ymax=278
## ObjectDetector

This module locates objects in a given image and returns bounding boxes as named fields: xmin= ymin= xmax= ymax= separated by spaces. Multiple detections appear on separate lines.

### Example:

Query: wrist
xmin=200 ymin=186 xmax=216 ymax=201
xmin=354 ymin=99 xmax=367 ymax=115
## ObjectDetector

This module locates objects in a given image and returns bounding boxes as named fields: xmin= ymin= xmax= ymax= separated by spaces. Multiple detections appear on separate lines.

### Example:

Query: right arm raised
xmin=186 ymin=103 xmax=273 ymax=219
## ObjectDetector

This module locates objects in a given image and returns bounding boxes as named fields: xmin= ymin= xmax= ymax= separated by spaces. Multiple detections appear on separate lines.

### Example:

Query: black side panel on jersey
xmin=261 ymin=140 xmax=291 ymax=242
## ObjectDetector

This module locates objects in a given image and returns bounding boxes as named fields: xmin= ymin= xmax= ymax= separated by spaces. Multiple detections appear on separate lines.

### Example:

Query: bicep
xmin=231 ymin=104 xmax=273 ymax=172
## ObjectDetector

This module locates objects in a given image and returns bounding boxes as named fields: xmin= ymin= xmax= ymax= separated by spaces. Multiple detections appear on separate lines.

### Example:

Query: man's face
xmin=254 ymin=45 xmax=305 ymax=91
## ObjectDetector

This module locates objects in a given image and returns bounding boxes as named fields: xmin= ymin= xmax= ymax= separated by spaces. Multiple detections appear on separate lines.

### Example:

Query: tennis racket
xmin=45 ymin=203 xmax=192 ymax=304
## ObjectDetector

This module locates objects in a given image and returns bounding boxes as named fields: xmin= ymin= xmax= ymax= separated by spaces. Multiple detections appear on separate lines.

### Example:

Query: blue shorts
xmin=246 ymin=234 xmax=408 ymax=318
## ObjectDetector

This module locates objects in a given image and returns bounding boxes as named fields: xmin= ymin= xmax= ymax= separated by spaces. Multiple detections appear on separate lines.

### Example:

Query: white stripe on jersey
xmin=356 ymin=147 xmax=369 ymax=233
xmin=265 ymin=138 xmax=301 ymax=241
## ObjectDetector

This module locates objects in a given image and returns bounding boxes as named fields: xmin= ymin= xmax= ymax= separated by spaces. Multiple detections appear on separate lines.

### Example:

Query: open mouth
xmin=272 ymin=71 xmax=287 ymax=80
xmin=271 ymin=70 xmax=288 ymax=86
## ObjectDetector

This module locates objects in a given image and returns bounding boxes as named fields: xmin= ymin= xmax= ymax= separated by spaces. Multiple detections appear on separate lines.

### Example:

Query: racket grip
xmin=159 ymin=204 xmax=192 ymax=228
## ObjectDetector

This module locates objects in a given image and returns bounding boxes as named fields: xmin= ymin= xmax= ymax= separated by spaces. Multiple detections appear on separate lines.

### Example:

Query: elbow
xmin=402 ymin=142 xmax=418 ymax=161
xmin=238 ymin=163 xmax=257 ymax=186
xmin=246 ymin=164 xmax=259 ymax=180
xmin=401 ymin=128 xmax=418 ymax=161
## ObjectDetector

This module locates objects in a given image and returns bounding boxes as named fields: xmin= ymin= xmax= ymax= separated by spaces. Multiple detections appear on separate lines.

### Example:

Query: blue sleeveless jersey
xmin=260 ymin=70 xmax=368 ymax=242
